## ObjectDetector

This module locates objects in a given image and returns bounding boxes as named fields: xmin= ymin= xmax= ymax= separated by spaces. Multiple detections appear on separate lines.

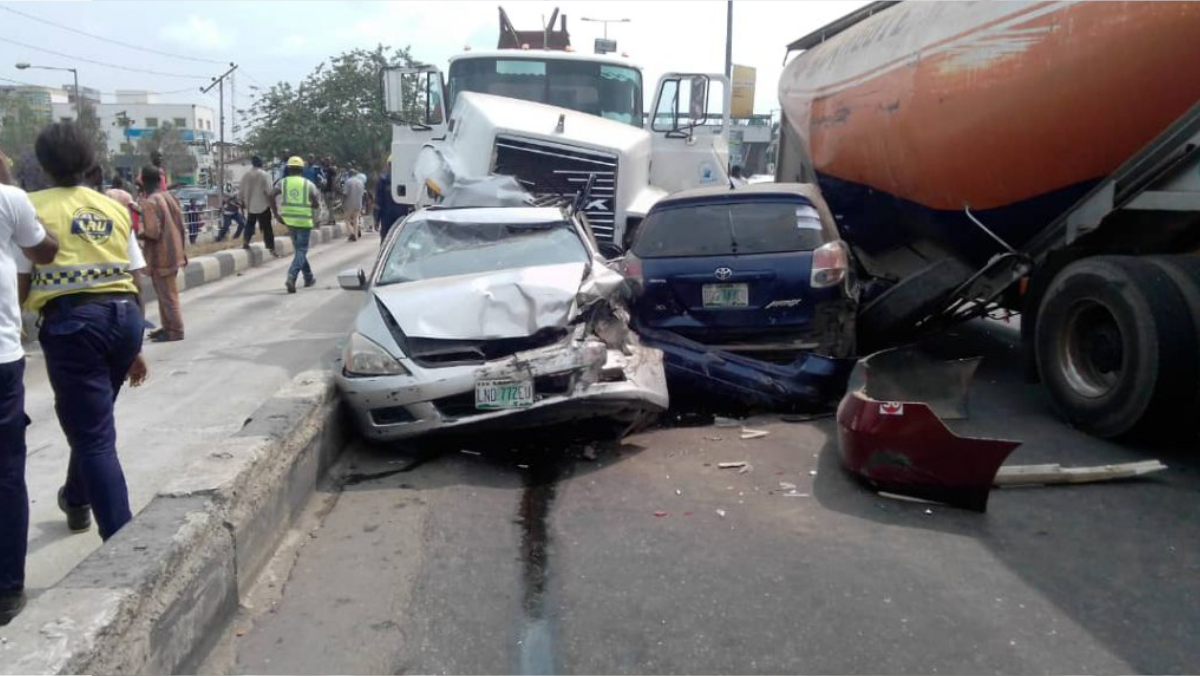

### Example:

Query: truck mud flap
xmin=835 ymin=347 xmax=1021 ymax=511
xmin=633 ymin=324 xmax=856 ymax=409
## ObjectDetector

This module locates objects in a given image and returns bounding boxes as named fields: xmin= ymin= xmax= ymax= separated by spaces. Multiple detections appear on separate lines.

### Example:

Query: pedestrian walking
xmin=272 ymin=156 xmax=321 ymax=293
xmin=239 ymin=156 xmax=278 ymax=256
xmin=135 ymin=150 xmax=170 ymax=193
xmin=139 ymin=165 xmax=188 ymax=342
xmin=0 ymin=147 xmax=59 ymax=626
xmin=342 ymin=167 xmax=365 ymax=241
xmin=16 ymin=123 xmax=149 ymax=572
xmin=218 ymin=192 xmax=245 ymax=242
xmin=184 ymin=198 xmax=202 ymax=245
xmin=374 ymin=156 xmax=411 ymax=244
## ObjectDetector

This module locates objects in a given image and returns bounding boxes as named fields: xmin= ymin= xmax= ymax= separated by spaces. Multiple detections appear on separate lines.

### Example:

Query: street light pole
xmin=580 ymin=16 xmax=631 ymax=40
xmin=14 ymin=62 xmax=81 ymax=119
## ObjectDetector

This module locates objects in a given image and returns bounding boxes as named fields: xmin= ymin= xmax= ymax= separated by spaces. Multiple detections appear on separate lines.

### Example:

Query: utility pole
xmin=725 ymin=1 xmax=733 ymax=80
xmin=202 ymin=62 xmax=237 ymax=191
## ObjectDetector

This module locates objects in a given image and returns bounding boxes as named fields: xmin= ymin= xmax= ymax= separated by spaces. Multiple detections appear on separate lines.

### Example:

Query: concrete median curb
xmin=0 ymin=368 xmax=350 ymax=674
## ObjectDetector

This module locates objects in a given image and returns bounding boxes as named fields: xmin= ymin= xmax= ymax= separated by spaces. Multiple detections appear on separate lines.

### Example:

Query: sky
xmin=0 ymin=0 xmax=866 ymax=140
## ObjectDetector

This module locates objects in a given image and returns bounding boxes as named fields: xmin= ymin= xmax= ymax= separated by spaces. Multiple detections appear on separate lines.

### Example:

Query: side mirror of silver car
xmin=337 ymin=267 xmax=367 ymax=290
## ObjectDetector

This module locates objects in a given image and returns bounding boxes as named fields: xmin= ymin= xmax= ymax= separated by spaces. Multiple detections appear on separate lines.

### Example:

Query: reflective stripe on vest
xmin=280 ymin=176 xmax=314 ymax=228
xmin=25 ymin=187 xmax=138 ymax=313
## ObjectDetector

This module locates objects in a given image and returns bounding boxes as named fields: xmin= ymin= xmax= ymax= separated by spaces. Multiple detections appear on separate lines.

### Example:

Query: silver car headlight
xmin=343 ymin=332 xmax=410 ymax=377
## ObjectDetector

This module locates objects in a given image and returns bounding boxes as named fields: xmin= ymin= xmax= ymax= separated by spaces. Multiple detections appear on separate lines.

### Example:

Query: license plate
xmin=475 ymin=379 xmax=535 ymax=410
xmin=702 ymin=283 xmax=749 ymax=308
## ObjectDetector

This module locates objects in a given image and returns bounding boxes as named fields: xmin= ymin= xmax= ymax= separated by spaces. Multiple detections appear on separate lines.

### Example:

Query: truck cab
xmin=383 ymin=47 xmax=731 ymax=257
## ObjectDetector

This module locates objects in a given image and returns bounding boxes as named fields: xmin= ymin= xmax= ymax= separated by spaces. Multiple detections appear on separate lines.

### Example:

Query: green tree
xmin=133 ymin=122 xmax=197 ymax=182
xmin=0 ymin=91 xmax=49 ymax=189
xmin=76 ymin=98 xmax=111 ymax=175
xmin=244 ymin=44 xmax=415 ymax=173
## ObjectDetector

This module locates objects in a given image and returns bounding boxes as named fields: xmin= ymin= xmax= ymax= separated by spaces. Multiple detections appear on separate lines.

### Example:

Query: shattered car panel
xmin=336 ymin=206 xmax=668 ymax=442
xmin=836 ymin=348 xmax=1021 ymax=512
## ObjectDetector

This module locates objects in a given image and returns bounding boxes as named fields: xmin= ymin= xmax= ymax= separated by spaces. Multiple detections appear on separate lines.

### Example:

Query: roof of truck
xmin=448 ymin=50 xmax=642 ymax=72
xmin=785 ymin=2 xmax=900 ymax=52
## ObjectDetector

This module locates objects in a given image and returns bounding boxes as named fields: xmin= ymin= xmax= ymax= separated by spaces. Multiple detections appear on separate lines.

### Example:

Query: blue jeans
xmin=288 ymin=227 xmax=314 ymax=282
xmin=0 ymin=359 xmax=29 ymax=592
xmin=40 ymin=298 xmax=144 ymax=541
xmin=219 ymin=211 xmax=246 ymax=242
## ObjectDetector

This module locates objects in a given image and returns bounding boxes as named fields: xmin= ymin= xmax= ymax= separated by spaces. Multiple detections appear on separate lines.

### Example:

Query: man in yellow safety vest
xmin=270 ymin=156 xmax=321 ymax=294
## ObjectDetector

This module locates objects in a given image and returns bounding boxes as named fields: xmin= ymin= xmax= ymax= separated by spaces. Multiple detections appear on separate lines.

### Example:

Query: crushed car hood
xmin=374 ymin=262 xmax=589 ymax=340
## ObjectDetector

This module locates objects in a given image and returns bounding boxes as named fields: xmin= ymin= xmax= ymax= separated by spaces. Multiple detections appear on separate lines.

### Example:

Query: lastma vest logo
xmin=70 ymin=208 xmax=114 ymax=243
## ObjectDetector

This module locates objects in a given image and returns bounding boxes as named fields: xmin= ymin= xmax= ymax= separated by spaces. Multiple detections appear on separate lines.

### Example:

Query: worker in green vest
xmin=271 ymin=156 xmax=321 ymax=293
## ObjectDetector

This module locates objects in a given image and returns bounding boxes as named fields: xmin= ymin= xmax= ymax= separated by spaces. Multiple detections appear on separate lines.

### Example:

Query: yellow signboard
xmin=731 ymin=64 xmax=756 ymax=119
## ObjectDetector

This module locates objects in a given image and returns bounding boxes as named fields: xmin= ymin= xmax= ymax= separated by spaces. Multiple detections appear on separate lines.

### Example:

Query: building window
xmin=145 ymin=117 xmax=159 ymax=128
xmin=174 ymin=117 xmax=186 ymax=128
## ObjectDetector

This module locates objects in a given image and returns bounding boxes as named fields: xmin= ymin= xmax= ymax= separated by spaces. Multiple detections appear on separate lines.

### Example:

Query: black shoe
xmin=304 ymin=277 xmax=316 ymax=288
xmin=58 ymin=487 xmax=91 ymax=533
xmin=286 ymin=277 xmax=297 ymax=294
xmin=0 ymin=590 xmax=26 ymax=626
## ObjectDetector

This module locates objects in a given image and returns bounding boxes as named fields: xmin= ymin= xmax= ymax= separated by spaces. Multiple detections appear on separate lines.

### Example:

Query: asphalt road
xmin=21 ymin=233 xmax=378 ymax=591
xmin=205 ymin=320 xmax=1200 ymax=675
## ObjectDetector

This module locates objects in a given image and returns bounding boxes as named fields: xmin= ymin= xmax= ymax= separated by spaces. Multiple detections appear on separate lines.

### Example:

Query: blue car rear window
xmin=633 ymin=200 xmax=826 ymax=258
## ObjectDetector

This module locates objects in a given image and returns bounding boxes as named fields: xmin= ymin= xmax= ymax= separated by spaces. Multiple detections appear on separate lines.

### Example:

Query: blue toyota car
xmin=622 ymin=183 xmax=859 ymax=407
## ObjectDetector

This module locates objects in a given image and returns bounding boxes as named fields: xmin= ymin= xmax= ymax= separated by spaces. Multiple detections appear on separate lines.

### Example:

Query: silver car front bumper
xmin=335 ymin=336 xmax=668 ymax=442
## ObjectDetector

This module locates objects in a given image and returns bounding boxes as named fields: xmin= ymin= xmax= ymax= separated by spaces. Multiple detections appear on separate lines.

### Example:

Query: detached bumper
xmin=633 ymin=324 xmax=855 ymax=408
xmin=835 ymin=348 xmax=1021 ymax=512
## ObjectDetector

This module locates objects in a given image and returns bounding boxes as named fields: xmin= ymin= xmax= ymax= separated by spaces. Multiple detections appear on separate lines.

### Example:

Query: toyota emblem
xmin=714 ymin=267 xmax=733 ymax=281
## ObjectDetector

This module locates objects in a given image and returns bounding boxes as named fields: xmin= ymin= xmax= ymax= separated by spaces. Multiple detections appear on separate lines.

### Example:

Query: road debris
xmin=780 ymin=490 xmax=810 ymax=498
xmin=675 ymin=489 xmax=682 ymax=496
xmin=718 ymin=461 xmax=748 ymax=470
xmin=714 ymin=416 xmax=742 ymax=428
xmin=779 ymin=482 xmax=797 ymax=491
xmin=993 ymin=460 xmax=1167 ymax=486
xmin=738 ymin=464 xmax=753 ymax=474
xmin=654 ymin=511 xmax=669 ymax=518
xmin=740 ymin=428 xmax=770 ymax=440
xmin=581 ymin=445 xmax=598 ymax=461
xmin=460 ymin=450 xmax=481 ymax=456
xmin=715 ymin=509 xmax=727 ymax=518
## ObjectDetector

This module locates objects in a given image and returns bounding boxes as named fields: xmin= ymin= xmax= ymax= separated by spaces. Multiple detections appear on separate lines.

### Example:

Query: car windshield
xmin=632 ymin=200 xmax=827 ymax=258
xmin=377 ymin=217 xmax=590 ymax=284
xmin=448 ymin=57 xmax=643 ymax=126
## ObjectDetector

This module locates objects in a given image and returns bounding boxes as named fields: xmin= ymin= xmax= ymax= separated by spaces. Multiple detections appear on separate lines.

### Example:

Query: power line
xmin=0 ymin=36 xmax=209 ymax=79
xmin=0 ymin=5 xmax=227 ymax=65
xmin=0 ymin=75 xmax=198 ymax=97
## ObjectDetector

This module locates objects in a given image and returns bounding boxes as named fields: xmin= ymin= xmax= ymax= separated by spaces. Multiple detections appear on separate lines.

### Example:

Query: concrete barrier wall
xmin=0 ymin=369 xmax=350 ymax=675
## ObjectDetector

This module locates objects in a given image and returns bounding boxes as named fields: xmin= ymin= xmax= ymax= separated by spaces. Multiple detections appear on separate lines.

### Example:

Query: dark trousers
xmin=41 ymin=299 xmax=144 ymax=541
xmin=219 ymin=211 xmax=246 ymax=242
xmin=0 ymin=359 xmax=29 ymax=592
xmin=378 ymin=204 xmax=412 ymax=245
xmin=287 ymin=227 xmax=314 ymax=282
xmin=244 ymin=210 xmax=275 ymax=252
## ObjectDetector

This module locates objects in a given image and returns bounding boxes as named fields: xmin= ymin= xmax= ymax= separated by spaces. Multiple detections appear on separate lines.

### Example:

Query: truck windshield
xmin=377 ymin=218 xmax=590 ymax=285
xmin=447 ymin=57 xmax=643 ymax=127
xmin=633 ymin=200 xmax=827 ymax=258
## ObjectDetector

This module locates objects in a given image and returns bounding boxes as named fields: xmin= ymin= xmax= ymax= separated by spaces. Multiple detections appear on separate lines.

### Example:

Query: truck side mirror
xmin=381 ymin=67 xmax=445 ymax=129
xmin=688 ymin=76 xmax=709 ymax=124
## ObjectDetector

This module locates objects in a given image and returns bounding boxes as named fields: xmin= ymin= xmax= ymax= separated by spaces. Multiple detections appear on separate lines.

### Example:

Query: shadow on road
xmin=812 ymin=320 xmax=1200 ymax=673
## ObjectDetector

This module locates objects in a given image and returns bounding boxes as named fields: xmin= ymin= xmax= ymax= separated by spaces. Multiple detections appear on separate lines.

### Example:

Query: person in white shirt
xmin=0 ymin=148 xmax=59 ymax=625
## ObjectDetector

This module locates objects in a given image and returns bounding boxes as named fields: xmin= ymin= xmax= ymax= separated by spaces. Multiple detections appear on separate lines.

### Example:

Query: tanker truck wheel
xmin=858 ymin=258 xmax=973 ymax=350
xmin=1035 ymin=256 xmax=1198 ymax=438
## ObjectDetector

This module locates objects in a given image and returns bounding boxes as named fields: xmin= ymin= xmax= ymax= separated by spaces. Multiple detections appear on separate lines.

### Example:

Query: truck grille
xmin=493 ymin=135 xmax=618 ymax=244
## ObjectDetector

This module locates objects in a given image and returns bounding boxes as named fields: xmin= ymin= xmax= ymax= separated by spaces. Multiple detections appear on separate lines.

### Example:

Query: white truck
xmin=381 ymin=48 xmax=733 ymax=256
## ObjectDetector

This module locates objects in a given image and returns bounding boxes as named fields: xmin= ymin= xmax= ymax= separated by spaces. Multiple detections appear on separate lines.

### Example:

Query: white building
xmin=51 ymin=91 xmax=217 ymax=185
